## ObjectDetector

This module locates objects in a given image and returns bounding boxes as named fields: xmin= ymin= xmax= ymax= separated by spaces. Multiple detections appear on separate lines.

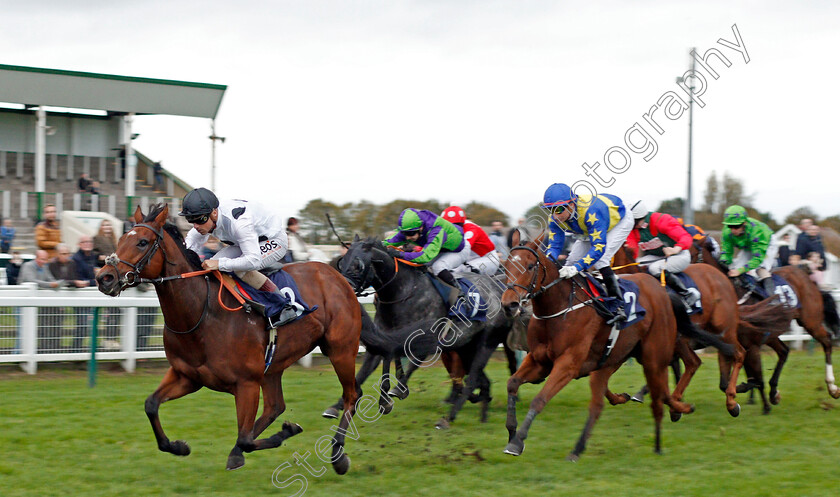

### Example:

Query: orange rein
xmin=174 ymin=269 xmax=248 ymax=312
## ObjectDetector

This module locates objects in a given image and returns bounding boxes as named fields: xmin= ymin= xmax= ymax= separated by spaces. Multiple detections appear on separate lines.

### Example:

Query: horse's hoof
xmin=670 ymin=411 xmax=682 ymax=422
xmin=379 ymin=400 xmax=393 ymax=416
xmin=435 ymin=417 xmax=450 ymax=430
xmin=332 ymin=454 xmax=351 ymax=475
xmin=770 ymin=390 xmax=781 ymax=405
xmin=226 ymin=454 xmax=245 ymax=471
xmin=503 ymin=439 xmax=524 ymax=456
xmin=728 ymin=403 xmax=741 ymax=417
xmin=828 ymin=385 xmax=840 ymax=399
xmin=322 ymin=407 xmax=340 ymax=419
xmin=388 ymin=388 xmax=409 ymax=400
xmin=762 ymin=405 xmax=772 ymax=415
xmin=283 ymin=421 xmax=304 ymax=437
xmin=630 ymin=395 xmax=644 ymax=403
xmin=566 ymin=453 xmax=580 ymax=462
xmin=746 ymin=397 xmax=756 ymax=405
xmin=170 ymin=440 xmax=191 ymax=456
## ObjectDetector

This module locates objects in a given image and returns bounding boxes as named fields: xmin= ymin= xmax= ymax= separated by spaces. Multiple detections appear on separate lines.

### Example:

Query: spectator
xmin=488 ymin=220 xmax=509 ymax=259
xmin=35 ymin=204 xmax=61 ymax=259
xmin=153 ymin=161 xmax=165 ymax=192
xmin=285 ymin=217 xmax=311 ymax=262
xmin=1 ymin=218 xmax=15 ymax=253
xmin=18 ymin=250 xmax=61 ymax=351
xmin=795 ymin=222 xmax=827 ymax=271
xmin=6 ymin=251 xmax=24 ymax=285
xmin=776 ymin=232 xmax=792 ymax=267
xmin=93 ymin=219 xmax=118 ymax=267
xmin=77 ymin=173 xmax=91 ymax=192
xmin=72 ymin=236 xmax=98 ymax=286
xmin=88 ymin=180 xmax=101 ymax=195
xmin=50 ymin=244 xmax=90 ymax=352
xmin=804 ymin=251 xmax=826 ymax=287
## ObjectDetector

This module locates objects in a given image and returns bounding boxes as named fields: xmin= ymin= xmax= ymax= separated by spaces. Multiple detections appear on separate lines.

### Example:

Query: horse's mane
xmin=143 ymin=203 xmax=202 ymax=270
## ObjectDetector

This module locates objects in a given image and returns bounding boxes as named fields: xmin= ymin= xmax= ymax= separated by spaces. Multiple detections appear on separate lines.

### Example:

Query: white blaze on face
xmin=127 ymin=230 xmax=137 ymax=237
xmin=511 ymin=255 xmax=521 ymax=262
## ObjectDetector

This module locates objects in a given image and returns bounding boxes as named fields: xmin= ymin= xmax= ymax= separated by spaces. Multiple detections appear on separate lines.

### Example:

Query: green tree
xmin=720 ymin=171 xmax=753 ymax=209
xmin=297 ymin=199 xmax=349 ymax=244
xmin=463 ymin=201 xmax=508 ymax=226
xmin=821 ymin=215 xmax=840 ymax=233
xmin=703 ymin=171 xmax=719 ymax=213
xmin=783 ymin=206 xmax=820 ymax=227
xmin=657 ymin=198 xmax=684 ymax=217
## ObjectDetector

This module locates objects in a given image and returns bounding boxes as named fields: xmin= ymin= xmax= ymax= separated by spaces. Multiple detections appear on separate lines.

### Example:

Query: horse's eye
xmin=527 ymin=263 xmax=535 ymax=270
xmin=138 ymin=239 xmax=149 ymax=248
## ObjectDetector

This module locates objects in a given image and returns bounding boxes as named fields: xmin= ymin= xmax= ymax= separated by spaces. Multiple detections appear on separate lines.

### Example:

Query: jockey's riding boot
xmin=267 ymin=304 xmax=298 ymax=330
xmin=437 ymin=269 xmax=465 ymax=308
xmin=664 ymin=271 xmax=698 ymax=308
xmin=600 ymin=267 xmax=626 ymax=325
xmin=760 ymin=276 xmax=777 ymax=297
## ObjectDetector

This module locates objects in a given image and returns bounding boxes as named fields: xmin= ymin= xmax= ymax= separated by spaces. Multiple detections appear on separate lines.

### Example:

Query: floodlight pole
xmin=683 ymin=48 xmax=696 ymax=225
xmin=209 ymin=120 xmax=225 ymax=191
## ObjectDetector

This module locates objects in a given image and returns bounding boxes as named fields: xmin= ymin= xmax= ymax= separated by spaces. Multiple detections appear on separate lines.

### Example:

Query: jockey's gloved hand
xmin=558 ymin=265 xmax=579 ymax=279
xmin=385 ymin=246 xmax=403 ymax=258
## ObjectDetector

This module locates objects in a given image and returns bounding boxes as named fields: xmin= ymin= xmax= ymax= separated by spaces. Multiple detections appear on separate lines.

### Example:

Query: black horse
xmin=326 ymin=236 xmax=514 ymax=428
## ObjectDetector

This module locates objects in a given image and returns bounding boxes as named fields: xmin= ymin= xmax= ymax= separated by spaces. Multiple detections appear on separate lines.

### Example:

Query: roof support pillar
xmin=123 ymin=113 xmax=136 ymax=198
xmin=35 ymin=107 xmax=46 ymax=194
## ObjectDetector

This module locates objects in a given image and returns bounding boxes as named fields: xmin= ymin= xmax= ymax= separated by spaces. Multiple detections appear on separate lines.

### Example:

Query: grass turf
xmin=1 ymin=350 xmax=838 ymax=497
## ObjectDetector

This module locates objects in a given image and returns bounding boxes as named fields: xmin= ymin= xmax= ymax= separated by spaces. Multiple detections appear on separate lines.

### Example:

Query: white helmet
xmin=630 ymin=200 xmax=648 ymax=220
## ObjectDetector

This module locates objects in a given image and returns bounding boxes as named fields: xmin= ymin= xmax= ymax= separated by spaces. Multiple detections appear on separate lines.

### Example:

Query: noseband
xmin=104 ymin=223 xmax=168 ymax=291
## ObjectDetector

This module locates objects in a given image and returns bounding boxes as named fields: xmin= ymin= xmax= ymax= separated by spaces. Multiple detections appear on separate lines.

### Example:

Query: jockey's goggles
xmin=401 ymin=229 xmax=421 ymax=237
xmin=729 ymin=222 xmax=746 ymax=230
xmin=186 ymin=213 xmax=211 ymax=225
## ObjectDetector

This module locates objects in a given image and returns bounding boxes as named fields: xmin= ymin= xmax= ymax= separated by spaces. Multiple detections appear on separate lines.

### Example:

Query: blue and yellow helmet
xmin=541 ymin=183 xmax=577 ymax=210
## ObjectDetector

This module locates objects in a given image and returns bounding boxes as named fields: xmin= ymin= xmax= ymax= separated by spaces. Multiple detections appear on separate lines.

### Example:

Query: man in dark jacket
xmin=796 ymin=222 xmax=827 ymax=271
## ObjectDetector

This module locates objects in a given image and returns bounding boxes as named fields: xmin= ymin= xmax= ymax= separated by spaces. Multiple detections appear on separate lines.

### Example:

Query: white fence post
xmin=73 ymin=193 xmax=81 ymax=211
xmin=121 ymin=307 xmax=138 ymax=373
xmin=20 ymin=284 xmax=38 ymax=374
xmin=19 ymin=191 xmax=27 ymax=219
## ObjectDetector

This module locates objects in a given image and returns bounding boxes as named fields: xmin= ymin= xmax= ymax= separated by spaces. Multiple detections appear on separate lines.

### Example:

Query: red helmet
xmin=441 ymin=206 xmax=466 ymax=224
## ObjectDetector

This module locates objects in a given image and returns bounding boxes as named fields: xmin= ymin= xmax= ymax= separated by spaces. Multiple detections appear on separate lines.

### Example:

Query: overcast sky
xmin=2 ymin=1 xmax=837 ymax=226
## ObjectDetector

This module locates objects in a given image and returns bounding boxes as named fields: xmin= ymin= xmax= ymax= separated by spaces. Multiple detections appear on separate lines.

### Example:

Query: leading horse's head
xmin=96 ymin=204 xmax=176 ymax=296
xmin=501 ymin=234 xmax=556 ymax=317
xmin=338 ymin=236 xmax=390 ymax=293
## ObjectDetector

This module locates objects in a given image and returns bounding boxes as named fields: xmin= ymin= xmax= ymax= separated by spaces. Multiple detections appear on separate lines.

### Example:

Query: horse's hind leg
xmin=738 ymin=344 xmax=771 ymax=413
xmin=228 ymin=373 xmax=302 ymax=471
xmin=668 ymin=339 xmax=701 ymax=421
xmin=804 ymin=319 xmax=840 ymax=399
xmin=145 ymin=367 xmax=201 ymax=457
xmin=324 ymin=351 xmax=382 ymax=419
xmin=437 ymin=343 xmax=494 ymax=429
xmin=569 ymin=367 xmax=616 ymax=461
xmin=765 ymin=337 xmax=789 ymax=406
xmin=325 ymin=350 xmax=359 ymax=475
xmin=389 ymin=358 xmax=420 ymax=400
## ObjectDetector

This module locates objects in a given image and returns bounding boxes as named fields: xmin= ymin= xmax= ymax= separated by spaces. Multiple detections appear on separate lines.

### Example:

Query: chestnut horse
xmin=695 ymin=239 xmax=840 ymax=411
xmin=501 ymin=240 xmax=694 ymax=460
xmin=96 ymin=205 xmax=361 ymax=472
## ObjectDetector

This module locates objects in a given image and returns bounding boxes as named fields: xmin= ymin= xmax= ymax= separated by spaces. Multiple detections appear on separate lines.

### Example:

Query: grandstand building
xmin=0 ymin=63 xmax=226 ymax=253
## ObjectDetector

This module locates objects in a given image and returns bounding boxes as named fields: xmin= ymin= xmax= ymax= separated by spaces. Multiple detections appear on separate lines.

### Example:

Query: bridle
xmin=104 ymin=222 xmax=210 ymax=334
xmin=104 ymin=223 xmax=173 ymax=290
xmin=505 ymin=245 xmax=598 ymax=321
xmin=342 ymin=245 xmax=415 ymax=304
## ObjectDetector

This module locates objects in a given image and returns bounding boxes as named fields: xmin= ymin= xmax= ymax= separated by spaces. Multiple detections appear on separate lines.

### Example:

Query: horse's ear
xmin=133 ymin=205 xmax=144 ymax=224
xmin=510 ymin=228 xmax=521 ymax=247
xmin=354 ymin=234 xmax=360 ymax=242
xmin=155 ymin=204 xmax=169 ymax=226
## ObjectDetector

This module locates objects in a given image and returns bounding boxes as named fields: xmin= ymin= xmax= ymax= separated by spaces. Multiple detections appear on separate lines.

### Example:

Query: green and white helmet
xmin=398 ymin=209 xmax=423 ymax=232
xmin=723 ymin=205 xmax=748 ymax=226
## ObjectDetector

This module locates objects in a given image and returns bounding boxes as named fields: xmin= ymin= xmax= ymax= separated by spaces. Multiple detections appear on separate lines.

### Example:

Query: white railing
xmin=0 ymin=284 xmax=835 ymax=374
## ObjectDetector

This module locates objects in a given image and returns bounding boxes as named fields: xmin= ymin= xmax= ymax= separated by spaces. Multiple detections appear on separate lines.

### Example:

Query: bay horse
xmin=501 ymin=239 xmax=694 ymax=460
xmin=695 ymin=239 xmax=840 ymax=411
xmin=95 ymin=205 xmax=361 ymax=473
xmin=329 ymin=237 xmax=513 ymax=429
xmin=609 ymin=245 xmax=795 ymax=417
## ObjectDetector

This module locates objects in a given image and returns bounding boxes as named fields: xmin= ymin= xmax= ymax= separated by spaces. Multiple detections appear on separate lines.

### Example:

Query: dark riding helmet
xmin=179 ymin=187 xmax=219 ymax=217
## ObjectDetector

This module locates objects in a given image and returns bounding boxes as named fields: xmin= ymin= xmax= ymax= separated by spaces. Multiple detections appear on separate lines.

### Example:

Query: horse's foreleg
xmin=389 ymin=358 xmax=420 ymax=399
xmin=505 ymin=354 xmax=575 ymax=457
xmin=227 ymin=373 xmax=302 ymax=471
xmin=437 ymin=344 xmax=494 ymax=429
xmin=765 ymin=338 xmax=788 ymax=406
xmin=504 ymin=353 xmax=547 ymax=453
xmin=718 ymin=338 xmax=745 ymax=417
xmin=145 ymin=367 xmax=201 ymax=457
xmin=327 ymin=353 xmax=359 ymax=475
xmin=670 ymin=339 xmax=701 ymax=404
xmin=569 ymin=367 xmax=616 ymax=461
xmin=323 ymin=351 xmax=382 ymax=419
xmin=808 ymin=323 xmax=840 ymax=399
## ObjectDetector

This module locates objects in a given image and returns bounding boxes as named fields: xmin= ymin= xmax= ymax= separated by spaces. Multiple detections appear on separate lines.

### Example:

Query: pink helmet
xmin=441 ymin=206 xmax=466 ymax=224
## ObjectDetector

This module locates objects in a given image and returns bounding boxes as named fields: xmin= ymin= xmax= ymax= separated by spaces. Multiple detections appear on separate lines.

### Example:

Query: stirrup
xmin=266 ymin=305 xmax=298 ymax=330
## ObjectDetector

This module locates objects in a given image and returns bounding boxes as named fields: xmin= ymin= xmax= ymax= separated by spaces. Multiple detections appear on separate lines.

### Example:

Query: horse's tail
xmin=668 ymin=293 xmax=735 ymax=358
xmin=357 ymin=303 xmax=394 ymax=358
xmin=821 ymin=290 xmax=840 ymax=336
xmin=737 ymin=296 xmax=797 ymax=343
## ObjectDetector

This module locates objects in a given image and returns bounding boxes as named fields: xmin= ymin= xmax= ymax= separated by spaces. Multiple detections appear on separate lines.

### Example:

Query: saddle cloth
xmin=739 ymin=273 xmax=800 ymax=308
xmin=582 ymin=274 xmax=646 ymax=330
xmin=427 ymin=273 xmax=491 ymax=322
xmin=231 ymin=270 xmax=317 ymax=323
